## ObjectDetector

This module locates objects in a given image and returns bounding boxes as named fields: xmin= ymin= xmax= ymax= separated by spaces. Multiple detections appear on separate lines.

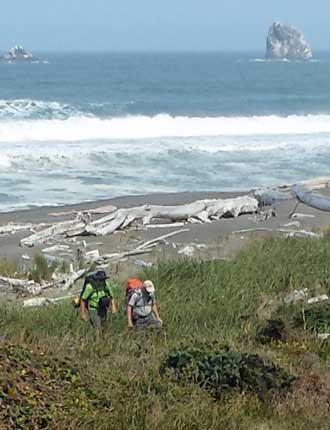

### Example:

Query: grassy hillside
xmin=1 ymin=237 xmax=330 ymax=429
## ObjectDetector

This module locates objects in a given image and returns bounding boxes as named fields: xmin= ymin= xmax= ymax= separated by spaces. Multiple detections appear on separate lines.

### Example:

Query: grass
xmin=1 ymin=237 xmax=330 ymax=428
xmin=0 ymin=253 xmax=70 ymax=284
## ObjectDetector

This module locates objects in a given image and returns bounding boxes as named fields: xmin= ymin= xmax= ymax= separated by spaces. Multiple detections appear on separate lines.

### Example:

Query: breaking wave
xmin=0 ymin=99 xmax=81 ymax=119
xmin=1 ymin=113 xmax=330 ymax=142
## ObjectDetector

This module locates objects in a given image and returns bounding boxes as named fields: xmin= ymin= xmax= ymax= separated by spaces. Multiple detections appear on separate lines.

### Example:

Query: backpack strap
xmin=82 ymin=283 xmax=97 ymax=305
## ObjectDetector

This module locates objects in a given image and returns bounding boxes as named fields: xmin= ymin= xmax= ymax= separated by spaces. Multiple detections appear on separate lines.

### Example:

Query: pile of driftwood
xmin=17 ymin=196 xmax=259 ymax=248
xmin=0 ymin=269 xmax=86 ymax=296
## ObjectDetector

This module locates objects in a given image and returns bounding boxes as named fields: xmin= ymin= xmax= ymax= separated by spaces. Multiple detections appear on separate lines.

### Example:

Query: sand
xmin=0 ymin=188 xmax=329 ymax=302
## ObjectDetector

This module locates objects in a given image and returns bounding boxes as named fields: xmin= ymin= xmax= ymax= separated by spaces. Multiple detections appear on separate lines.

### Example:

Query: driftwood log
xmin=23 ymin=295 xmax=74 ymax=308
xmin=19 ymin=196 xmax=259 ymax=247
xmin=0 ymin=269 xmax=86 ymax=296
xmin=85 ymin=229 xmax=190 ymax=265
xmin=231 ymin=228 xmax=322 ymax=239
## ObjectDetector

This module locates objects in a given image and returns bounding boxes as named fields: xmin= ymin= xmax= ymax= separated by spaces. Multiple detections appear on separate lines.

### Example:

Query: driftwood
xmin=0 ymin=223 xmax=34 ymax=235
xmin=0 ymin=276 xmax=51 ymax=295
xmin=0 ymin=269 xmax=86 ymax=296
xmin=87 ymin=229 xmax=190 ymax=265
xmin=53 ymin=269 xmax=86 ymax=290
xmin=231 ymin=228 xmax=322 ymax=239
xmin=253 ymin=188 xmax=293 ymax=206
xmin=293 ymin=177 xmax=330 ymax=191
xmin=292 ymin=213 xmax=315 ymax=219
xmin=279 ymin=177 xmax=330 ymax=192
xmin=292 ymin=186 xmax=330 ymax=212
xmin=135 ymin=229 xmax=190 ymax=251
xmin=145 ymin=222 xmax=186 ymax=229
xmin=49 ymin=205 xmax=117 ymax=217
xmin=20 ymin=196 xmax=258 ymax=247
xmin=23 ymin=295 xmax=74 ymax=308
xmin=42 ymin=244 xmax=71 ymax=254
xmin=20 ymin=215 xmax=88 ymax=247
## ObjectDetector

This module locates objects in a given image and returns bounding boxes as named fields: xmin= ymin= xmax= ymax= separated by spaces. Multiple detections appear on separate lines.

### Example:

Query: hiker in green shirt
xmin=80 ymin=270 xmax=117 ymax=328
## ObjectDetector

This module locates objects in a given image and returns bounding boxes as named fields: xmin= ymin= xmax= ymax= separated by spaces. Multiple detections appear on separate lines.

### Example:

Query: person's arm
xmin=107 ymin=282 xmax=117 ymax=314
xmin=80 ymin=299 xmax=88 ymax=321
xmin=111 ymin=297 xmax=117 ymax=314
xmin=80 ymin=284 xmax=92 ymax=321
xmin=127 ymin=305 xmax=134 ymax=327
xmin=152 ymin=303 xmax=162 ymax=325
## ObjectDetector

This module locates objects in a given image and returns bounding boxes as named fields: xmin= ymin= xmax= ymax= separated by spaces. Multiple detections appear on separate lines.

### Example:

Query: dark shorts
xmin=133 ymin=313 xmax=161 ymax=329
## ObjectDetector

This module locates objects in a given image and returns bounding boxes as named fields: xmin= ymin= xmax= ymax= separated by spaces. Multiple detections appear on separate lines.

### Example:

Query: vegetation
xmin=160 ymin=346 xmax=295 ymax=398
xmin=1 ymin=237 xmax=330 ymax=429
xmin=0 ymin=253 xmax=69 ymax=283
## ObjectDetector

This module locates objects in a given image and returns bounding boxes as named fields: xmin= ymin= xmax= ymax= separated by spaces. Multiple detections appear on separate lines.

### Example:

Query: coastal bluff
xmin=266 ymin=22 xmax=312 ymax=60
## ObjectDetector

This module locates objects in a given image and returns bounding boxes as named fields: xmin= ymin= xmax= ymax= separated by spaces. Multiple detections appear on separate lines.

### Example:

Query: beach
xmin=0 ymin=185 xmax=330 ymax=304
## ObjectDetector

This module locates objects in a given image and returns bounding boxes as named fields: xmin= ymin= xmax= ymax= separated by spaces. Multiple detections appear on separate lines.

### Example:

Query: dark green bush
xmin=293 ymin=302 xmax=330 ymax=332
xmin=256 ymin=319 xmax=286 ymax=344
xmin=160 ymin=346 xmax=295 ymax=398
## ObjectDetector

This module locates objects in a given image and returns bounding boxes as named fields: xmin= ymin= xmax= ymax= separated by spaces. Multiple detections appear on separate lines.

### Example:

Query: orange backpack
xmin=125 ymin=278 xmax=143 ymax=302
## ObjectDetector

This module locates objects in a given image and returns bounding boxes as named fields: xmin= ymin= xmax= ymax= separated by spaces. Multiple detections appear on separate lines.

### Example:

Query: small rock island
xmin=0 ymin=46 xmax=38 ymax=63
xmin=266 ymin=22 xmax=312 ymax=60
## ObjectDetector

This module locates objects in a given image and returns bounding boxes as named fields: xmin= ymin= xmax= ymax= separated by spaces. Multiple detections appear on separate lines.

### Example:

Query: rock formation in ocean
xmin=0 ymin=46 xmax=38 ymax=62
xmin=266 ymin=22 xmax=312 ymax=60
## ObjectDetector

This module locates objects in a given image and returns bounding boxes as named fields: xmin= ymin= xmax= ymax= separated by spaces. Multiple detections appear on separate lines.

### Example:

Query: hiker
xmin=126 ymin=279 xmax=162 ymax=329
xmin=80 ymin=270 xmax=117 ymax=328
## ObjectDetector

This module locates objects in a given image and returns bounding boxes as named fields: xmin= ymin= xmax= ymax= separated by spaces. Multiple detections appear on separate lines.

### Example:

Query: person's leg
xmin=145 ymin=313 xmax=162 ymax=328
xmin=89 ymin=309 xmax=102 ymax=329
xmin=133 ymin=314 xmax=161 ymax=329
xmin=100 ymin=313 xmax=108 ymax=327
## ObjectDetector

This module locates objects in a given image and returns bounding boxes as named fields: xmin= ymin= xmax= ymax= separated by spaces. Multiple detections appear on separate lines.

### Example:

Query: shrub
xmin=160 ymin=346 xmax=295 ymax=398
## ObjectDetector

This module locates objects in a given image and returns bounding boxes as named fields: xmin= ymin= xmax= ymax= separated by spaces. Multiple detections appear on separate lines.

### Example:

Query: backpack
xmin=74 ymin=272 xmax=110 ymax=308
xmin=125 ymin=277 xmax=143 ymax=304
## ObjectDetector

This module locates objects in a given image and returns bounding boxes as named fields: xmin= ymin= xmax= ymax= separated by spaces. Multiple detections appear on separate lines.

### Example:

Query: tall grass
xmin=1 ymin=237 xmax=330 ymax=429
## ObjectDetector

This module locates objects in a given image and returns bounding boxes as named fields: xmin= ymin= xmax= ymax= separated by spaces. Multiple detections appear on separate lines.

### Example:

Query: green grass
xmin=1 ymin=237 xmax=330 ymax=429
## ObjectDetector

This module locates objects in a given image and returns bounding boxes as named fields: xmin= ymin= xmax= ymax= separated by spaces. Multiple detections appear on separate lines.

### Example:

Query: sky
xmin=0 ymin=0 xmax=329 ymax=52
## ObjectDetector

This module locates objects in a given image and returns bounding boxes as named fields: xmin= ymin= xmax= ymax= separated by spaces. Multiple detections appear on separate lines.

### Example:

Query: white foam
xmin=0 ymin=99 xmax=80 ymax=119
xmin=1 ymin=113 xmax=330 ymax=142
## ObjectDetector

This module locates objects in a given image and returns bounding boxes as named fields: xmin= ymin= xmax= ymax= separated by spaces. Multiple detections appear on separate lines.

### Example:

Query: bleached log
xmin=231 ymin=228 xmax=322 ymax=239
xmin=23 ymin=295 xmax=74 ymax=308
xmin=296 ymin=177 xmax=330 ymax=190
xmin=0 ymin=223 xmax=33 ymax=235
xmin=0 ymin=276 xmax=50 ymax=295
xmin=136 ymin=229 xmax=190 ymax=250
xmin=49 ymin=205 xmax=117 ymax=217
xmin=86 ymin=206 xmax=149 ymax=235
xmin=20 ymin=216 xmax=87 ymax=247
xmin=279 ymin=177 xmax=330 ymax=191
xmin=195 ymin=196 xmax=259 ymax=222
xmin=20 ymin=195 xmax=260 ymax=245
xmin=0 ymin=269 xmax=85 ymax=297
xmin=94 ymin=248 xmax=153 ymax=264
xmin=41 ymin=244 xmax=71 ymax=254
xmin=142 ymin=202 xmax=208 ymax=224
xmin=86 ymin=211 xmax=127 ymax=236
xmin=54 ymin=269 xmax=86 ymax=290
xmin=292 ymin=213 xmax=315 ymax=219
xmin=292 ymin=186 xmax=330 ymax=212
xmin=145 ymin=222 xmax=186 ymax=229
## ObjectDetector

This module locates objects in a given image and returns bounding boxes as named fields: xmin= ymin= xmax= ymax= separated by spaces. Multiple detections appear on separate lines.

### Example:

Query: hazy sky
xmin=1 ymin=1 xmax=328 ymax=52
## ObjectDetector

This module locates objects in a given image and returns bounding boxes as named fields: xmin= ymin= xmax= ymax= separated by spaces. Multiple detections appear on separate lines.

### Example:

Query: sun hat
xmin=94 ymin=270 xmax=109 ymax=280
xmin=143 ymin=280 xmax=155 ymax=293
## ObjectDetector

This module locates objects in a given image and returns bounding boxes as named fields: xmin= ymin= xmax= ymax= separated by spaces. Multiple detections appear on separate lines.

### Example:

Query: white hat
xmin=143 ymin=280 xmax=155 ymax=293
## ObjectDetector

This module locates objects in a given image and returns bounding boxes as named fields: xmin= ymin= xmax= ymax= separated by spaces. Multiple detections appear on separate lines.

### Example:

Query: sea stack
xmin=0 ymin=46 xmax=38 ymax=62
xmin=266 ymin=22 xmax=312 ymax=60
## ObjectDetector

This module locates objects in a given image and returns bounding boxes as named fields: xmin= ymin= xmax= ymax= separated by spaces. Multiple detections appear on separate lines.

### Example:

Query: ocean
xmin=0 ymin=51 xmax=330 ymax=211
